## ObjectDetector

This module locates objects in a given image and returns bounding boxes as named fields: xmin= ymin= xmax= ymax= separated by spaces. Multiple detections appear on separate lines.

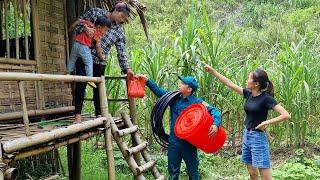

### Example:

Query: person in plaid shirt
xmin=67 ymin=16 xmax=111 ymax=89
xmin=69 ymin=2 xmax=134 ymax=122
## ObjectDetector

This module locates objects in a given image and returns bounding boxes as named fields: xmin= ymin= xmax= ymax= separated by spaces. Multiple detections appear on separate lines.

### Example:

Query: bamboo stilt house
xmin=0 ymin=1 xmax=162 ymax=180
xmin=0 ymin=0 xmax=148 ymax=118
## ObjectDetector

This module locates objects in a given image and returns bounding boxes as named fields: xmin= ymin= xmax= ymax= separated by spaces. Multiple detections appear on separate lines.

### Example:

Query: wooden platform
xmin=0 ymin=115 xmax=124 ymax=160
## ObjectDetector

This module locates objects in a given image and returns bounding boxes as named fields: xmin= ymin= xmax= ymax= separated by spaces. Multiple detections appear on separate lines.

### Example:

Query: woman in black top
xmin=203 ymin=63 xmax=290 ymax=180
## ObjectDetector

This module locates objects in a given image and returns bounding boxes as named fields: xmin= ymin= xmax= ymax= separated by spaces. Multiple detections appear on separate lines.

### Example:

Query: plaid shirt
xmin=76 ymin=8 xmax=129 ymax=72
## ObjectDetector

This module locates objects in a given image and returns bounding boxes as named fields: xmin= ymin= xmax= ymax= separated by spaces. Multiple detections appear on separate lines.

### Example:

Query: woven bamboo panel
xmin=0 ymin=68 xmax=37 ymax=113
xmin=0 ymin=0 xmax=72 ymax=114
xmin=38 ymin=0 xmax=72 ymax=109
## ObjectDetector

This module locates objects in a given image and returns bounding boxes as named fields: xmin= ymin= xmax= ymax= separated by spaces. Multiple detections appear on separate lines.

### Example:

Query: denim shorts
xmin=241 ymin=129 xmax=271 ymax=168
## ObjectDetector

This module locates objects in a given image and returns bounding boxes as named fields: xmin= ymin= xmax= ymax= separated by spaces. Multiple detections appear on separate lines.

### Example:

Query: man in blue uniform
xmin=140 ymin=75 xmax=222 ymax=180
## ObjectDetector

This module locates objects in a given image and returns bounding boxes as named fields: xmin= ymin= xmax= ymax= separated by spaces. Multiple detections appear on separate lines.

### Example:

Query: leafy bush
xmin=273 ymin=149 xmax=320 ymax=179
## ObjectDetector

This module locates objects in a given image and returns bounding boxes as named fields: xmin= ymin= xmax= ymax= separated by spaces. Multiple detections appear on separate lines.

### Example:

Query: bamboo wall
xmin=37 ymin=0 xmax=72 ymax=108
xmin=0 ymin=0 xmax=72 ymax=115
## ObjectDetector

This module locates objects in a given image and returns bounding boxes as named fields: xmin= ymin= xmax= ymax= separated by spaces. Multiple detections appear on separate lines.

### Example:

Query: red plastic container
xmin=128 ymin=76 xmax=146 ymax=98
xmin=174 ymin=103 xmax=227 ymax=153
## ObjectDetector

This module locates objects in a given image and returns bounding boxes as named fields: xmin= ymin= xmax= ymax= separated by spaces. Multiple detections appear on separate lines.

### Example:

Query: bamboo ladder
xmin=101 ymin=75 xmax=165 ymax=180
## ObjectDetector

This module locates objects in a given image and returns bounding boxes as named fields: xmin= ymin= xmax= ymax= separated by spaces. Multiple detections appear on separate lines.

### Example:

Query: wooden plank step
xmin=116 ymin=125 xmax=138 ymax=137
xmin=136 ymin=160 xmax=156 ymax=174
xmin=125 ymin=142 xmax=148 ymax=156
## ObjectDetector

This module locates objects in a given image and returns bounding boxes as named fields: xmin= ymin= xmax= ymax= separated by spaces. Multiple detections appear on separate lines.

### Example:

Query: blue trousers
xmin=168 ymin=138 xmax=199 ymax=180
xmin=67 ymin=42 xmax=93 ymax=77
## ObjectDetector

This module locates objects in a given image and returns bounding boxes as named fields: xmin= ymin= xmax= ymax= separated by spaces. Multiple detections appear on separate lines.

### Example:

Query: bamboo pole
xmin=116 ymin=125 xmax=138 ymax=137
xmin=136 ymin=160 xmax=156 ymax=174
xmin=0 ymin=171 xmax=3 ymax=180
xmin=30 ymin=0 xmax=40 ymax=67
xmin=0 ymin=72 xmax=102 ymax=83
xmin=125 ymin=142 xmax=148 ymax=156
xmin=0 ymin=142 xmax=4 ymax=180
xmin=125 ymin=77 xmax=141 ymax=166
xmin=0 ymin=3 xmax=4 ymax=40
xmin=0 ymin=64 xmax=35 ymax=71
xmin=0 ymin=106 xmax=74 ymax=121
xmin=14 ymin=130 xmax=101 ymax=160
xmin=0 ymin=3 xmax=3 ymax=40
xmin=22 ymin=0 xmax=29 ymax=60
xmin=14 ymin=0 xmax=19 ymax=59
xmin=63 ymin=0 xmax=69 ymax=64
xmin=104 ymin=114 xmax=146 ymax=178
xmin=4 ymin=0 xmax=10 ymax=58
xmin=104 ymin=75 xmax=127 ymax=80
xmin=18 ymin=81 xmax=31 ymax=136
xmin=3 ymin=168 xmax=18 ymax=180
xmin=34 ymin=80 xmax=40 ymax=110
xmin=98 ymin=76 xmax=116 ymax=180
xmin=84 ymin=97 xmax=129 ymax=102
xmin=0 ymin=58 xmax=37 ymax=65
xmin=44 ymin=174 xmax=60 ymax=180
xmin=31 ymin=0 xmax=44 ymax=109
xmin=66 ymin=0 xmax=76 ymax=47
xmin=2 ymin=117 xmax=106 ymax=153
xmin=108 ymin=116 xmax=141 ymax=176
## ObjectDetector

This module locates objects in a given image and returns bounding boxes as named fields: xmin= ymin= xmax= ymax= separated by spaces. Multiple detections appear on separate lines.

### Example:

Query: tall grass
xmin=128 ymin=1 xmax=320 ymax=147
xmin=82 ymin=0 xmax=320 ymax=147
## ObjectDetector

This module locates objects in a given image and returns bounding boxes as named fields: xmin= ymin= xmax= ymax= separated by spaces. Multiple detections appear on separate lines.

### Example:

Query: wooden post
xmin=73 ymin=142 xmax=81 ymax=180
xmin=22 ymin=0 xmax=29 ymax=60
xmin=4 ymin=0 xmax=10 ymax=58
xmin=66 ymin=0 xmax=76 ymax=47
xmin=63 ymin=0 xmax=69 ymax=65
xmin=67 ymin=144 xmax=74 ymax=179
xmin=98 ymin=76 xmax=115 ymax=180
xmin=31 ymin=0 xmax=44 ymax=109
xmin=18 ymin=81 xmax=30 ymax=136
xmin=76 ymin=0 xmax=84 ymax=17
xmin=0 ymin=2 xmax=3 ymax=40
xmin=13 ymin=0 xmax=19 ymax=59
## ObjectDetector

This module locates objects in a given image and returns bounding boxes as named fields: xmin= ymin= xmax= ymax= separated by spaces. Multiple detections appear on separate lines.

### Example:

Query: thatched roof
xmin=0 ymin=0 xmax=149 ymax=40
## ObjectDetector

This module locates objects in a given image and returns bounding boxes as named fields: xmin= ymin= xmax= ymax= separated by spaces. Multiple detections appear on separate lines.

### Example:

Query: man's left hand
xmin=208 ymin=125 xmax=218 ymax=137
xmin=127 ymin=69 xmax=134 ymax=77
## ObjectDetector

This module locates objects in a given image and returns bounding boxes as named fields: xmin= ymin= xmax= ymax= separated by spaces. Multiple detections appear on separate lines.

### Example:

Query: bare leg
xmin=259 ymin=168 xmax=272 ymax=180
xmin=246 ymin=164 xmax=259 ymax=180
xmin=74 ymin=114 xmax=82 ymax=123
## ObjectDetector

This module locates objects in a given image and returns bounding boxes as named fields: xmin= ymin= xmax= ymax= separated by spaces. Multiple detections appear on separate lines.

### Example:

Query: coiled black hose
xmin=151 ymin=91 xmax=181 ymax=148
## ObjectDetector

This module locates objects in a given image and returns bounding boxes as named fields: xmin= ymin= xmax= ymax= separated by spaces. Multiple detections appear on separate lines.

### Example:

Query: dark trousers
xmin=74 ymin=59 xmax=106 ymax=115
xmin=168 ymin=139 xmax=199 ymax=180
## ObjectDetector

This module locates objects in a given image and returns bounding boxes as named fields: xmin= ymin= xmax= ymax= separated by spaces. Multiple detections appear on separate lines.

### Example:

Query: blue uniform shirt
xmin=146 ymin=80 xmax=222 ymax=142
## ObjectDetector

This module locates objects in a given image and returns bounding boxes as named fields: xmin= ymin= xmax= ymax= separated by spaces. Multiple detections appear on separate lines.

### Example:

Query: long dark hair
xmin=252 ymin=69 xmax=274 ymax=97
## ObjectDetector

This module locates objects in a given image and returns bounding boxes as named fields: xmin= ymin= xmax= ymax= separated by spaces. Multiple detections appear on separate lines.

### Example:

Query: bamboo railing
xmin=0 ymin=72 xmax=116 ymax=180
xmin=3 ymin=117 xmax=107 ymax=153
